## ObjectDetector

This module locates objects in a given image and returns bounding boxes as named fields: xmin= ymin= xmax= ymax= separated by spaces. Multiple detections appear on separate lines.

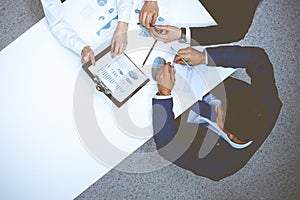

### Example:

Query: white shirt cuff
xmin=186 ymin=27 xmax=191 ymax=44
xmin=74 ymin=40 xmax=89 ymax=56
xmin=154 ymin=94 xmax=172 ymax=99
xmin=204 ymin=48 xmax=208 ymax=65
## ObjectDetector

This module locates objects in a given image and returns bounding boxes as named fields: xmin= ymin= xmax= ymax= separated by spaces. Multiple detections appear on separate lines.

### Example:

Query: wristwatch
xmin=178 ymin=27 xmax=187 ymax=43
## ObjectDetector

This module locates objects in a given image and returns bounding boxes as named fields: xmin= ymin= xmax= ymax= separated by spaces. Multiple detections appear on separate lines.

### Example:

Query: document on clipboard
xmin=82 ymin=45 xmax=150 ymax=107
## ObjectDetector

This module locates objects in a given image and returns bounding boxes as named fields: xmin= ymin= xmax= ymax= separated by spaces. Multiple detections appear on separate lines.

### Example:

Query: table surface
xmin=0 ymin=0 xmax=234 ymax=199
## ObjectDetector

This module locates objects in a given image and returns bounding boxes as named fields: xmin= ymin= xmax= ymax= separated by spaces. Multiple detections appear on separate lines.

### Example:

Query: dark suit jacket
xmin=190 ymin=0 xmax=261 ymax=45
xmin=152 ymin=46 xmax=282 ymax=181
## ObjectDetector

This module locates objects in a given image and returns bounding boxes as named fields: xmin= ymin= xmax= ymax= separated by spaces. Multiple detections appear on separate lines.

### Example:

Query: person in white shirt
xmin=41 ymin=0 xmax=133 ymax=65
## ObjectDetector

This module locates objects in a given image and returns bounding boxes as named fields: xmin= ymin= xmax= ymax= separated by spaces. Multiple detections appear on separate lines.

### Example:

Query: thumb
xmin=91 ymin=55 xmax=96 ymax=66
xmin=154 ymin=25 xmax=166 ymax=30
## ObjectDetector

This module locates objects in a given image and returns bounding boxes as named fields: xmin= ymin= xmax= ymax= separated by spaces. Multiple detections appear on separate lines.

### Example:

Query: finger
xmin=156 ymin=66 xmax=164 ymax=80
xmin=178 ymin=47 xmax=199 ymax=56
xmin=140 ymin=12 xmax=148 ymax=27
xmin=111 ymin=48 xmax=116 ymax=58
xmin=145 ymin=13 xmax=153 ymax=28
xmin=154 ymin=25 xmax=167 ymax=31
xmin=111 ymin=39 xmax=116 ymax=53
xmin=111 ymin=51 xmax=116 ymax=58
xmin=113 ymin=42 xmax=119 ymax=56
xmin=163 ymin=62 xmax=171 ymax=73
xmin=139 ymin=11 xmax=147 ymax=27
xmin=153 ymin=25 xmax=167 ymax=35
xmin=157 ymin=62 xmax=169 ymax=76
xmin=175 ymin=60 xmax=185 ymax=65
xmin=111 ymin=38 xmax=115 ymax=49
xmin=143 ymin=14 xmax=148 ymax=27
xmin=173 ymin=55 xmax=182 ymax=63
xmin=177 ymin=52 xmax=191 ymax=61
xmin=150 ymin=28 xmax=168 ymax=42
xmin=177 ymin=47 xmax=191 ymax=54
xmin=120 ymin=41 xmax=126 ymax=54
xmin=122 ymin=41 xmax=127 ymax=52
xmin=151 ymin=13 xmax=158 ymax=25
xmin=149 ymin=28 xmax=160 ymax=39
xmin=116 ymin=45 xmax=122 ymax=56
xmin=112 ymin=39 xmax=120 ymax=57
xmin=156 ymin=70 xmax=162 ymax=82
xmin=155 ymin=25 xmax=173 ymax=33
xmin=81 ymin=56 xmax=89 ymax=65
xmin=173 ymin=55 xmax=185 ymax=64
xmin=90 ymin=54 xmax=96 ymax=66
xmin=139 ymin=11 xmax=144 ymax=25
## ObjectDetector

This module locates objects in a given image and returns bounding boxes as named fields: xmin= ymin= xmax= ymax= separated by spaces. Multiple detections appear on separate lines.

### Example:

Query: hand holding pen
xmin=172 ymin=46 xmax=206 ymax=67
xmin=137 ymin=22 xmax=166 ymax=35
xmin=170 ymin=47 xmax=192 ymax=70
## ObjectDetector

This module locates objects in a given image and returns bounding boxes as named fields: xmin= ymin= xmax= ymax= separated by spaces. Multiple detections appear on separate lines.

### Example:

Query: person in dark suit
xmin=141 ymin=0 xmax=261 ymax=45
xmin=152 ymin=46 xmax=282 ymax=180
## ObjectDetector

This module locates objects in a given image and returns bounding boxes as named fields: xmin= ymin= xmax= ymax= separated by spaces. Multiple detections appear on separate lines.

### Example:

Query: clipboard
xmin=82 ymin=45 xmax=150 ymax=107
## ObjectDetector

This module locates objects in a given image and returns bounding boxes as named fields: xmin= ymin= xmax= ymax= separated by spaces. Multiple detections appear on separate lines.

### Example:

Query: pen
xmin=141 ymin=40 xmax=158 ymax=68
xmin=170 ymin=47 xmax=193 ymax=70
xmin=136 ymin=22 xmax=155 ymax=28
xmin=137 ymin=23 xmax=164 ymax=34
xmin=137 ymin=22 xmax=153 ymax=27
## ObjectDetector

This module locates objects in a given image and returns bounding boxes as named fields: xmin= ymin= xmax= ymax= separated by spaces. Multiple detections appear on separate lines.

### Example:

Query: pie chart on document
xmin=151 ymin=56 xmax=166 ymax=81
xmin=97 ymin=0 xmax=107 ymax=6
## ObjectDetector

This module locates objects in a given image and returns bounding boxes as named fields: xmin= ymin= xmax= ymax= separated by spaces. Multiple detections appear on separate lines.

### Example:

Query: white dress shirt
xmin=153 ymin=51 xmax=252 ymax=149
xmin=41 ymin=0 xmax=133 ymax=55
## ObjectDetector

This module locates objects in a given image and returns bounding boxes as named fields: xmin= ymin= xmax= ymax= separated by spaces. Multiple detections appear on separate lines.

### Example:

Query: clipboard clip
xmin=93 ymin=74 xmax=111 ymax=95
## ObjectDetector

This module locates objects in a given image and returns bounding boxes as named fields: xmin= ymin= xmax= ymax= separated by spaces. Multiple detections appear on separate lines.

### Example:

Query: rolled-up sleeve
xmin=41 ymin=0 xmax=88 ymax=55
xmin=116 ymin=0 xmax=134 ymax=23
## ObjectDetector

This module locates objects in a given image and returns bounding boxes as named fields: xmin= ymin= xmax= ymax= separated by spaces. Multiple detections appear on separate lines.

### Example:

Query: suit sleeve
xmin=206 ymin=46 xmax=282 ymax=126
xmin=152 ymin=98 xmax=201 ymax=163
xmin=152 ymin=98 xmax=176 ymax=148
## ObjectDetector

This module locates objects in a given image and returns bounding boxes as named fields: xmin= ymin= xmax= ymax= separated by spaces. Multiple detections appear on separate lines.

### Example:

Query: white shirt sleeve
xmin=41 ymin=0 xmax=88 ymax=55
xmin=116 ymin=0 xmax=134 ymax=23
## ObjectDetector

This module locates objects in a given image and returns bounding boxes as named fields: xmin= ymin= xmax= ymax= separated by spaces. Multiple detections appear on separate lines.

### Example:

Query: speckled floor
xmin=1 ymin=0 xmax=299 ymax=199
